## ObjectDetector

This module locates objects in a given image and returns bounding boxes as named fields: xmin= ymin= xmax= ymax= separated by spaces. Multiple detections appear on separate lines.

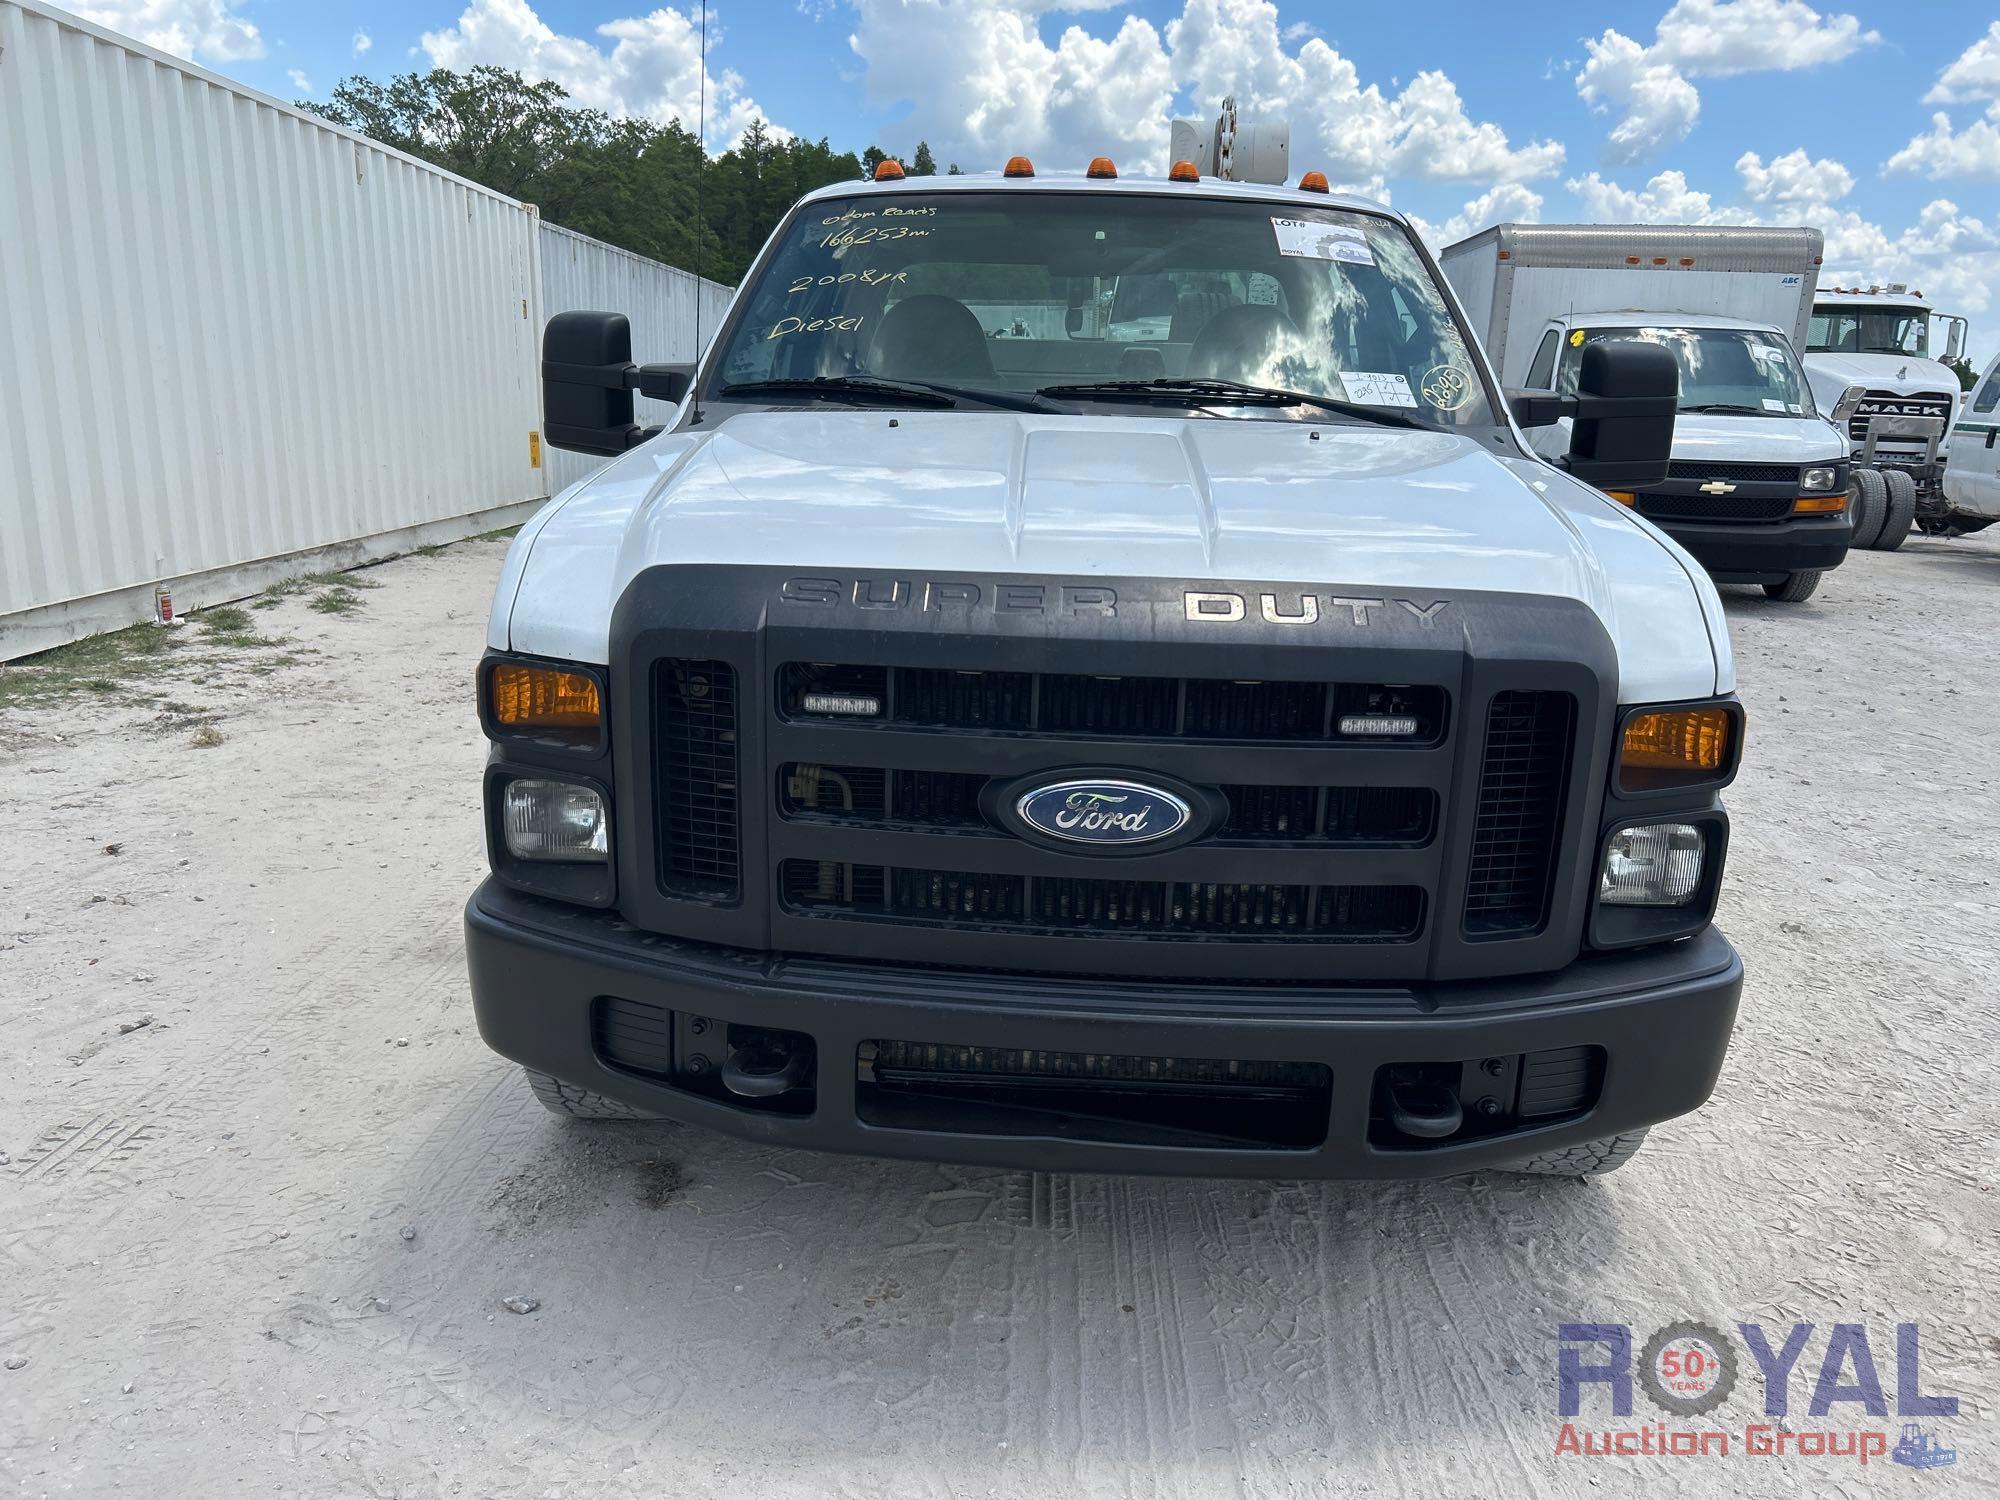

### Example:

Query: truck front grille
xmin=1464 ymin=690 xmax=1575 ymax=936
xmin=1637 ymin=493 xmax=1794 ymax=522
xmin=1664 ymin=460 xmax=1800 ymax=484
xmin=781 ymin=860 xmax=1424 ymax=941
xmin=654 ymin=659 xmax=740 ymax=899
xmin=1847 ymin=391 xmax=1954 ymax=443
xmin=779 ymin=663 xmax=1445 ymax=743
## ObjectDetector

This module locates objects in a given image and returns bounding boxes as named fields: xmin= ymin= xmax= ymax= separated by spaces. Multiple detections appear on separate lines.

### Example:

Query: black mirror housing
xmin=635 ymin=363 xmax=694 ymax=404
xmin=1507 ymin=389 xmax=1571 ymax=429
xmin=1564 ymin=340 xmax=1678 ymax=491
xmin=542 ymin=311 xmax=664 ymax=456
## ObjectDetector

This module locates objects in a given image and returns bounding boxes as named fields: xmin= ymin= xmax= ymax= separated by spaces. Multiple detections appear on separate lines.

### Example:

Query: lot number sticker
xmin=1271 ymin=218 xmax=1375 ymax=266
xmin=1341 ymin=371 xmax=1418 ymax=408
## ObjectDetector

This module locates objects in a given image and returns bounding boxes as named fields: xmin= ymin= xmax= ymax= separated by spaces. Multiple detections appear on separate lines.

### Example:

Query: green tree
xmin=1942 ymin=354 xmax=1977 ymax=391
xmin=912 ymin=140 xmax=937 ymax=175
xmin=860 ymin=144 xmax=889 ymax=180
xmin=305 ymin=68 xmax=861 ymax=286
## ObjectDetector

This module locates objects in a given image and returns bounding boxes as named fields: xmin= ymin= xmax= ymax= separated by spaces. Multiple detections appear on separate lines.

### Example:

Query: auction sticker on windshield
xmin=1271 ymin=218 xmax=1374 ymax=266
xmin=1342 ymin=371 xmax=1418 ymax=407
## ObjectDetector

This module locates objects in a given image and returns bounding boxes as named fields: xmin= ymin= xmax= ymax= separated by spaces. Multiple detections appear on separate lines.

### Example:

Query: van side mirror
xmin=541 ymin=311 xmax=694 ymax=456
xmin=1507 ymin=390 xmax=1570 ymax=428
xmin=1563 ymin=340 xmax=1678 ymax=491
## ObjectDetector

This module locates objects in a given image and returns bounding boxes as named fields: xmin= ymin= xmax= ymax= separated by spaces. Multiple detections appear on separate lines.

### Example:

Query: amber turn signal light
xmin=873 ymin=159 xmax=905 ymax=181
xmin=1298 ymin=170 xmax=1330 ymax=193
xmin=487 ymin=662 xmax=603 ymax=746
xmin=1792 ymin=493 xmax=1849 ymax=514
xmin=1618 ymin=706 xmax=1738 ymax=793
xmin=1169 ymin=159 xmax=1200 ymax=182
xmin=1605 ymin=490 xmax=1638 ymax=506
xmin=1003 ymin=155 xmax=1035 ymax=178
xmin=1086 ymin=156 xmax=1117 ymax=179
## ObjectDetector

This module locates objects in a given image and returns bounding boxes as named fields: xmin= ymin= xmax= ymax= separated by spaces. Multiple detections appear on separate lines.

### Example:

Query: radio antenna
xmin=690 ymin=0 xmax=708 ymax=425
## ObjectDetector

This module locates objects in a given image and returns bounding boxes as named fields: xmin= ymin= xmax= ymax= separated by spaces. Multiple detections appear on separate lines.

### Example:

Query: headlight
xmin=1800 ymin=465 xmax=1838 ymax=492
xmin=503 ymin=779 xmax=609 ymax=862
xmin=1599 ymin=822 xmax=1705 ymax=907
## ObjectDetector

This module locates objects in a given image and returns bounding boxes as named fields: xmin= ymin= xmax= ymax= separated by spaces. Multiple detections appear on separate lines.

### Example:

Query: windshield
xmin=703 ymin=190 xmax=1495 ymax=426
xmin=1807 ymin=308 xmax=1929 ymax=357
xmin=1559 ymin=326 xmax=1815 ymax=417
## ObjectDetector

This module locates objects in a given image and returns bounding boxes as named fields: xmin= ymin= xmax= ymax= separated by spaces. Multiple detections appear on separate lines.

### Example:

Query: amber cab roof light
xmin=873 ymin=159 xmax=905 ymax=181
xmin=1169 ymin=159 xmax=1200 ymax=182
xmin=1298 ymin=170 xmax=1329 ymax=193
xmin=1003 ymin=155 xmax=1035 ymax=178
xmin=1086 ymin=156 xmax=1117 ymax=179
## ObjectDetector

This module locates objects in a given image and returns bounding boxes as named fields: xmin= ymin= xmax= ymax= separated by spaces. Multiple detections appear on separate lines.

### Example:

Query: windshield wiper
xmin=718 ymin=376 xmax=956 ymax=409
xmin=1036 ymin=377 xmax=1434 ymax=430
xmin=1682 ymin=403 xmax=1774 ymax=416
xmin=718 ymin=376 xmax=1066 ymax=414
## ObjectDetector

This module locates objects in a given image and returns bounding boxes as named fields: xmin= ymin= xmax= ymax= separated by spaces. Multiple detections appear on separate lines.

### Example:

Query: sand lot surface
xmin=2 ymin=533 xmax=1995 ymax=1497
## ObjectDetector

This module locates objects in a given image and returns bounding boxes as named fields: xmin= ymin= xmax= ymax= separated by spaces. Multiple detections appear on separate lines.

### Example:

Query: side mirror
xmin=1564 ymin=340 xmax=1678 ymax=491
xmin=541 ymin=312 xmax=691 ymax=456
xmin=1065 ymin=306 xmax=1084 ymax=336
xmin=1507 ymin=390 xmax=1571 ymax=429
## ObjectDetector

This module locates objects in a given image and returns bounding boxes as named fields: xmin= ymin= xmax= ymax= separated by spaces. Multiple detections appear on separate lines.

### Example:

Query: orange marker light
xmin=1618 ymin=707 xmax=1737 ymax=792
xmin=873 ymin=159 xmax=905 ymax=181
xmin=1298 ymin=170 xmax=1330 ymax=193
xmin=1003 ymin=155 xmax=1035 ymax=178
xmin=1086 ymin=156 xmax=1117 ymax=179
xmin=1792 ymin=493 xmax=1849 ymax=514
xmin=1169 ymin=159 xmax=1200 ymax=182
xmin=488 ymin=663 xmax=603 ymax=743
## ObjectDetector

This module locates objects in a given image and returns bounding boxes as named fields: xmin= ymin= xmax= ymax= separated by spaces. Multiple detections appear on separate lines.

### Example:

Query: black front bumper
xmin=1656 ymin=513 xmax=1851 ymax=585
xmin=467 ymin=879 xmax=1742 ymax=1180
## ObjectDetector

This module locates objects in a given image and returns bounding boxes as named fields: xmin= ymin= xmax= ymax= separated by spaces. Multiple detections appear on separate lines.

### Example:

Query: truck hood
xmin=1803 ymin=350 xmax=1958 ymax=403
xmin=495 ymin=411 xmax=1731 ymax=703
xmin=1670 ymin=410 xmax=1847 ymax=464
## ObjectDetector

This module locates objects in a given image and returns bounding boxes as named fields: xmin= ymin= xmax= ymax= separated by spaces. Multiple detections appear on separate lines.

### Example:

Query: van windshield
xmin=703 ymin=190 xmax=1495 ymax=426
xmin=1808 ymin=308 xmax=1928 ymax=356
xmin=1560 ymin=326 xmax=1815 ymax=418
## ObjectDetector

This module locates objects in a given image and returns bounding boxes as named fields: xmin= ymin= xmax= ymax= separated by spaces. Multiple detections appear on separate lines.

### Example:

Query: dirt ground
xmin=2 ymin=533 xmax=1995 ymax=1498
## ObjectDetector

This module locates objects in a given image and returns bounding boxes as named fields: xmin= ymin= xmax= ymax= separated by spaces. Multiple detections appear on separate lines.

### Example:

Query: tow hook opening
xmin=1370 ymin=1046 xmax=1605 ymax=1150
xmin=721 ymin=1025 xmax=815 ymax=1100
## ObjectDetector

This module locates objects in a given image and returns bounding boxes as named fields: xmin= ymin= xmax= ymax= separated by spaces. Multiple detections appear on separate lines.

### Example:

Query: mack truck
xmin=465 ymin=157 xmax=1746 ymax=1181
xmin=1804 ymin=284 xmax=1974 ymax=542
xmin=1442 ymin=223 xmax=1852 ymax=603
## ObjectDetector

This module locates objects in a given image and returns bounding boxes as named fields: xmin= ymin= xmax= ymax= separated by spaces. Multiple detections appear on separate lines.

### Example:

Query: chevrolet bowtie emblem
xmin=1699 ymin=480 xmax=1736 ymax=495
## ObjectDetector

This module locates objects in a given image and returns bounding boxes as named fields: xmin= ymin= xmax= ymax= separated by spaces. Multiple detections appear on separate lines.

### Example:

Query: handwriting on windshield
xmin=767 ymin=314 xmax=866 ymax=341
xmin=788 ymin=269 xmax=908 ymax=296
xmin=820 ymin=205 xmax=938 ymax=225
xmin=819 ymin=224 xmax=933 ymax=249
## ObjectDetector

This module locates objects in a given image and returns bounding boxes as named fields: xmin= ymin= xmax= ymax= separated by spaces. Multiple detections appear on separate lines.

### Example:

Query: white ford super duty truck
xmin=466 ymin=162 xmax=1745 ymax=1180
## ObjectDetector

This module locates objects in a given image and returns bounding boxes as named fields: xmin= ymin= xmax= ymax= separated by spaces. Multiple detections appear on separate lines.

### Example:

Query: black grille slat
xmin=895 ymin=667 xmax=1033 ymax=730
xmin=1463 ymin=690 xmax=1574 ymax=936
xmin=1183 ymin=679 xmax=1327 ymax=739
xmin=1040 ymin=674 xmax=1179 ymax=736
xmin=656 ymin=659 xmax=740 ymax=899
xmin=1637 ymin=493 xmax=1795 ymax=522
xmin=1663 ymin=459 xmax=1799 ymax=484
xmin=781 ymin=862 xmax=1421 ymax=941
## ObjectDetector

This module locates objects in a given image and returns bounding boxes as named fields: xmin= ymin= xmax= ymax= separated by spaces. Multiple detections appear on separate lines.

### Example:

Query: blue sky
xmin=78 ymin=0 xmax=2000 ymax=362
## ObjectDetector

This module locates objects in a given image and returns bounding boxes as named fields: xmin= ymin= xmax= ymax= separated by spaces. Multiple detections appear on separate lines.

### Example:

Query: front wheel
xmin=1848 ymin=469 xmax=1889 ymax=549
xmin=1875 ymin=470 xmax=1918 ymax=551
xmin=1504 ymin=1129 xmax=1650 ymax=1177
xmin=525 ymin=1069 xmax=660 ymax=1121
xmin=1763 ymin=570 xmax=1822 ymax=603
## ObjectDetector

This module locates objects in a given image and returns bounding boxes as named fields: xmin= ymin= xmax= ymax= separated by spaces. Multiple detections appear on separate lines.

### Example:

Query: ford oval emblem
xmin=1014 ymin=778 xmax=1192 ymax=847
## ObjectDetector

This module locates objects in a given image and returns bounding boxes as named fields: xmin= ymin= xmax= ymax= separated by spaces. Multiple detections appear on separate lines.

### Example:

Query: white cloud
xmin=287 ymin=68 xmax=311 ymax=94
xmin=1565 ymin=168 xmax=1724 ymax=222
xmin=1885 ymin=103 xmax=2000 ymax=182
xmin=1736 ymin=147 xmax=1853 ymax=206
xmin=72 ymin=0 xmax=262 ymax=61
xmin=1576 ymin=0 xmax=1875 ymax=163
xmin=1409 ymin=182 xmax=1546 ymax=249
xmin=1926 ymin=20 xmax=2000 ymax=104
xmin=353 ymin=31 xmax=374 ymax=57
xmin=843 ymin=0 xmax=1560 ymax=192
xmin=420 ymin=0 xmax=780 ymax=149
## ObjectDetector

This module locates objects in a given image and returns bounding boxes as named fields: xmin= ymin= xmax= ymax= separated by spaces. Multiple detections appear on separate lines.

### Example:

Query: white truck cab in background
xmin=1442 ymin=224 xmax=1853 ymax=602
xmin=1941 ymin=350 xmax=2000 ymax=531
xmin=1804 ymin=284 xmax=1973 ymax=537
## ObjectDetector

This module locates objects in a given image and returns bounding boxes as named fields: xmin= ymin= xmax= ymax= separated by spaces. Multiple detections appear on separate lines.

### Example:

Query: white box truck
xmin=1442 ymin=224 xmax=1858 ymax=599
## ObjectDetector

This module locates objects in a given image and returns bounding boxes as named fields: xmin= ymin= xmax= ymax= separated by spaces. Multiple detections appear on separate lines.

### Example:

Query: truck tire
xmin=524 ymin=1068 xmax=659 ymax=1121
xmin=1847 ymin=469 xmax=1888 ymax=549
xmin=1504 ymin=1129 xmax=1649 ymax=1177
xmin=1762 ymin=570 xmax=1821 ymax=602
xmin=1875 ymin=470 xmax=1917 ymax=551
